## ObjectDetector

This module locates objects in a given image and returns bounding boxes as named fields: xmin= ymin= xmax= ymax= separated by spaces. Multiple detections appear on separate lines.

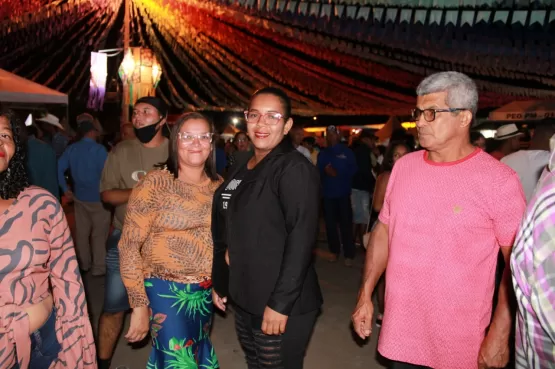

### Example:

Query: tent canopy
xmin=0 ymin=69 xmax=68 ymax=105
xmin=375 ymin=116 xmax=401 ymax=141
xmin=488 ymin=100 xmax=555 ymax=122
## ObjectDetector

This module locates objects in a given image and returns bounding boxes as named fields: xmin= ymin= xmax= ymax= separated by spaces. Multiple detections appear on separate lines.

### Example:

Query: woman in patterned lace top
xmin=119 ymin=112 xmax=223 ymax=369
xmin=0 ymin=109 xmax=96 ymax=369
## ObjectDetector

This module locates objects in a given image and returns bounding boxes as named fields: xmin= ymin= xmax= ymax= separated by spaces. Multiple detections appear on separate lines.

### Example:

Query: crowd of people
xmin=0 ymin=71 xmax=554 ymax=369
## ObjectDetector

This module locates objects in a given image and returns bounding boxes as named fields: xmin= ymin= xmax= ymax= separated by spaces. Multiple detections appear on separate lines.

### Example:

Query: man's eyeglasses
xmin=178 ymin=132 xmax=213 ymax=145
xmin=244 ymin=110 xmax=283 ymax=125
xmin=411 ymin=108 xmax=466 ymax=122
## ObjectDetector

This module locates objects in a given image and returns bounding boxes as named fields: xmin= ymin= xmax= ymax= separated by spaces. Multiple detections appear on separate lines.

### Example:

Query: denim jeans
xmin=103 ymin=229 xmax=130 ymax=313
xmin=12 ymin=309 xmax=61 ymax=369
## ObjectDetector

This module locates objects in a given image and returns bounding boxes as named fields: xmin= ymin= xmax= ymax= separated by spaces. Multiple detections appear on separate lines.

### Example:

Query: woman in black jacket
xmin=212 ymin=87 xmax=323 ymax=369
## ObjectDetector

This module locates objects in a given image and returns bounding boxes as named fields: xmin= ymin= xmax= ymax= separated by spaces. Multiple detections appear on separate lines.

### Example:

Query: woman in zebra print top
xmin=0 ymin=109 xmax=96 ymax=369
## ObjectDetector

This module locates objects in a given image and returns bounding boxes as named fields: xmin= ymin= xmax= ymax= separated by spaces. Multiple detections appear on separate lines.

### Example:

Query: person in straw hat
xmin=501 ymin=119 xmax=555 ymax=203
xmin=36 ymin=113 xmax=70 ymax=158
xmin=489 ymin=123 xmax=523 ymax=160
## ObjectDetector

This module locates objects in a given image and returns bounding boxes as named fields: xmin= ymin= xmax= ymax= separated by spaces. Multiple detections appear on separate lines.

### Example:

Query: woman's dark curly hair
xmin=382 ymin=141 xmax=412 ymax=173
xmin=0 ymin=109 xmax=29 ymax=200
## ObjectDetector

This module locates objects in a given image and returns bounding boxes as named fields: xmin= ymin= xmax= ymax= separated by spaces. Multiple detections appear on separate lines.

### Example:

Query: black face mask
xmin=134 ymin=118 xmax=162 ymax=144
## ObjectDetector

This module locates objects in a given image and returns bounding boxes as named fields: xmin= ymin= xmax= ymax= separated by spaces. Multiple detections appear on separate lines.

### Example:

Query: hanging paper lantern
xmin=118 ymin=49 xmax=136 ymax=82
xmin=118 ymin=47 xmax=162 ymax=106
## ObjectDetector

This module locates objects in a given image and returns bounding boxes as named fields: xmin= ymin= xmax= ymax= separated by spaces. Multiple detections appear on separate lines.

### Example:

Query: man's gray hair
xmin=416 ymin=72 xmax=479 ymax=116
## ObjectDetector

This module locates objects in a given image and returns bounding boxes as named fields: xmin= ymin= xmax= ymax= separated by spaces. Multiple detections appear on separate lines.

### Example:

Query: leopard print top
xmin=118 ymin=169 xmax=222 ymax=308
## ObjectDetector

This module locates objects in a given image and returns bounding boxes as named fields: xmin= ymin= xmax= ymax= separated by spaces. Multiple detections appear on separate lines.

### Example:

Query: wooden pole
xmin=121 ymin=0 xmax=130 ymax=126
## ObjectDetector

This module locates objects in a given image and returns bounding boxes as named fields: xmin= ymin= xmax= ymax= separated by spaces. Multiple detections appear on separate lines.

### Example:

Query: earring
xmin=6 ymin=168 xmax=10 ymax=178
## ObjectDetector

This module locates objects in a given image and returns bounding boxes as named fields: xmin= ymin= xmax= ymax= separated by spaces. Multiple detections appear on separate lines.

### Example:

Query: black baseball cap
xmin=135 ymin=96 xmax=168 ymax=117
xmin=359 ymin=130 xmax=376 ymax=140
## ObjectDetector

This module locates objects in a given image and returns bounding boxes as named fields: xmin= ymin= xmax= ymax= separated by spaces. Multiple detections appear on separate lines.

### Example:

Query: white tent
xmin=0 ymin=69 xmax=68 ymax=105
xmin=488 ymin=100 xmax=555 ymax=122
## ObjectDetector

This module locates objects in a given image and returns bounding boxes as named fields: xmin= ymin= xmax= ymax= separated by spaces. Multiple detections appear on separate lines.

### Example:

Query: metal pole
xmin=121 ymin=0 xmax=130 ymax=126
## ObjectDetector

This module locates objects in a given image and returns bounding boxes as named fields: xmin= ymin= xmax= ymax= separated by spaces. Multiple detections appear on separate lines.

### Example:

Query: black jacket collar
xmin=226 ymin=136 xmax=295 ymax=181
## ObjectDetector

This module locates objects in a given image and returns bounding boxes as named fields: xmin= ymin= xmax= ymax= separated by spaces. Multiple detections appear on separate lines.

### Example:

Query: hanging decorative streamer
xmin=88 ymin=51 xmax=108 ymax=111
xmin=222 ymin=0 xmax=555 ymax=82
xmin=1 ymin=0 xmax=121 ymax=112
xmin=137 ymin=0 xmax=408 ymax=114
xmin=177 ymin=0 xmax=555 ymax=102
xmin=141 ymin=0 xmax=414 ymax=109
xmin=140 ymin=0 xmax=514 ymax=114
xmin=2 ymin=0 xmax=553 ymax=117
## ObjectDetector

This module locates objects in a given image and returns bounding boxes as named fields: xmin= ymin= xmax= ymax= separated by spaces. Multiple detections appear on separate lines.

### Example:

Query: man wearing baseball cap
xmin=317 ymin=125 xmax=358 ymax=266
xmin=57 ymin=113 xmax=109 ymax=277
xmin=97 ymin=96 xmax=169 ymax=369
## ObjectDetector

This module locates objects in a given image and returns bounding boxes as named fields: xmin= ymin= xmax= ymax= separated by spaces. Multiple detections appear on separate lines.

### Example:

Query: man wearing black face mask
xmin=97 ymin=96 xmax=169 ymax=369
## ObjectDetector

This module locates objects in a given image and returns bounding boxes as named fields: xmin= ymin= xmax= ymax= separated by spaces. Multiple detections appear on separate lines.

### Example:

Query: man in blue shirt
xmin=58 ymin=113 xmax=110 ymax=276
xmin=25 ymin=125 xmax=60 ymax=201
xmin=317 ymin=125 xmax=358 ymax=266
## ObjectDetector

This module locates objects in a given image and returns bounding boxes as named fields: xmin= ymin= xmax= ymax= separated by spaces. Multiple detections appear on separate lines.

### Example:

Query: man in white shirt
xmin=289 ymin=124 xmax=312 ymax=161
xmin=502 ymin=120 xmax=555 ymax=203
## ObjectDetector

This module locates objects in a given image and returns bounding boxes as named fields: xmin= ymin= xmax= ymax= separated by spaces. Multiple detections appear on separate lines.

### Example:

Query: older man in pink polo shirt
xmin=352 ymin=71 xmax=526 ymax=369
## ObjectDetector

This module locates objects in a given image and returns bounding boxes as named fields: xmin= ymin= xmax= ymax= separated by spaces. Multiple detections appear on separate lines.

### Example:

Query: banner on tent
xmin=493 ymin=111 xmax=555 ymax=121
xmin=488 ymin=101 xmax=555 ymax=121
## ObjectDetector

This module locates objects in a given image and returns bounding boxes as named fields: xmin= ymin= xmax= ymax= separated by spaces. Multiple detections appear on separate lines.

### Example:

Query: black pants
xmin=234 ymin=306 xmax=318 ymax=369
xmin=390 ymin=360 xmax=431 ymax=369
xmin=323 ymin=196 xmax=355 ymax=259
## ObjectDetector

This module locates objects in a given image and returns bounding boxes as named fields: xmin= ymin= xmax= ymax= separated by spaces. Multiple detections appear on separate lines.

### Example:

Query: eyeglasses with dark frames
xmin=411 ymin=108 xmax=467 ymax=122
xmin=244 ymin=110 xmax=284 ymax=125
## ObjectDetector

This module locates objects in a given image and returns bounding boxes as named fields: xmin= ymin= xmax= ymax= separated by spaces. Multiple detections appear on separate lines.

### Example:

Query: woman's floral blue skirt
xmin=145 ymin=278 xmax=219 ymax=369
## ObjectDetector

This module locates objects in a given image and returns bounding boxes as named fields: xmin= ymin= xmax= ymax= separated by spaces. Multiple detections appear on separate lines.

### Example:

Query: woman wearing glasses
xmin=119 ymin=112 xmax=223 ymax=368
xmin=227 ymin=131 xmax=251 ymax=170
xmin=212 ymin=87 xmax=323 ymax=369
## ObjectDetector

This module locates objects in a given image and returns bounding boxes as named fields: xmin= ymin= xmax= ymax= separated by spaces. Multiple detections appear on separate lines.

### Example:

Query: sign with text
xmin=501 ymin=111 xmax=555 ymax=121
